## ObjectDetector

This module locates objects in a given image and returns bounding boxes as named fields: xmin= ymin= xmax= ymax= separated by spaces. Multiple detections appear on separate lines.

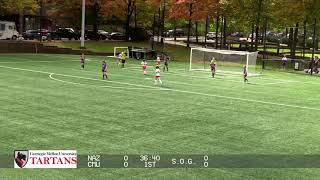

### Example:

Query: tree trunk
xmin=312 ymin=18 xmax=317 ymax=75
xmin=251 ymin=24 xmax=254 ymax=51
xmin=134 ymin=4 xmax=137 ymax=34
xmin=215 ymin=15 xmax=219 ymax=49
xmin=223 ymin=16 xmax=227 ymax=48
xmin=303 ymin=20 xmax=307 ymax=59
xmin=161 ymin=0 xmax=166 ymax=43
xmin=157 ymin=7 xmax=161 ymax=42
xmin=125 ymin=0 xmax=134 ymax=40
xmin=174 ymin=18 xmax=177 ymax=41
xmin=220 ymin=16 xmax=224 ymax=49
xmin=187 ymin=3 xmax=193 ymax=48
xmin=204 ymin=15 xmax=208 ymax=47
xmin=292 ymin=23 xmax=299 ymax=58
xmin=289 ymin=27 xmax=294 ymax=57
xmin=263 ymin=19 xmax=268 ymax=59
xmin=152 ymin=13 xmax=156 ymax=50
xmin=195 ymin=21 xmax=198 ymax=43
xmin=19 ymin=12 xmax=24 ymax=35
xmin=255 ymin=0 xmax=263 ymax=51
xmin=93 ymin=2 xmax=99 ymax=40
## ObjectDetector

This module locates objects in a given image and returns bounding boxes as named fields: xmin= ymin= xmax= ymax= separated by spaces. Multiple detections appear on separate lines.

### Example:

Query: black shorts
xmin=122 ymin=60 xmax=126 ymax=64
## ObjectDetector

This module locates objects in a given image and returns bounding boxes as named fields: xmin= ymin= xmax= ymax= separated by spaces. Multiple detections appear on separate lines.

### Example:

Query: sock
xmin=159 ymin=80 xmax=162 ymax=84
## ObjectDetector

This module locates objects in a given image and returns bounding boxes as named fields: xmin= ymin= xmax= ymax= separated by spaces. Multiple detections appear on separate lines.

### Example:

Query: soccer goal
xmin=190 ymin=48 xmax=259 ymax=76
xmin=113 ymin=47 xmax=130 ymax=58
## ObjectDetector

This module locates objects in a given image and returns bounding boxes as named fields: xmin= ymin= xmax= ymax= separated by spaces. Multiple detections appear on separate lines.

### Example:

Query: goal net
xmin=113 ymin=47 xmax=129 ymax=58
xmin=190 ymin=48 xmax=259 ymax=76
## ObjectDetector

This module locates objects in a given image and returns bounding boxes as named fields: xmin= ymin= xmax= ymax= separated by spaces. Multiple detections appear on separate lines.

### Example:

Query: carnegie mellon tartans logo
xmin=13 ymin=150 xmax=77 ymax=168
xmin=14 ymin=150 xmax=29 ymax=168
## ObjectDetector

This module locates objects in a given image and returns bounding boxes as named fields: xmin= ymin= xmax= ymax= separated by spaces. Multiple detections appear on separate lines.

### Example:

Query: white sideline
xmin=1 ymin=65 xmax=320 ymax=111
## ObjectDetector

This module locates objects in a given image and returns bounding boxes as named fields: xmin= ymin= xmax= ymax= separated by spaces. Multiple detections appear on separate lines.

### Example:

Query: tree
xmin=169 ymin=0 xmax=218 ymax=47
xmin=46 ymin=0 xmax=81 ymax=28
xmin=4 ymin=0 xmax=39 ymax=34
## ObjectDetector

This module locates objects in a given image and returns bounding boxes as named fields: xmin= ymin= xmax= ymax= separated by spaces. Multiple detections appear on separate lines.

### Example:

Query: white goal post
xmin=189 ymin=47 xmax=259 ymax=76
xmin=113 ymin=47 xmax=130 ymax=58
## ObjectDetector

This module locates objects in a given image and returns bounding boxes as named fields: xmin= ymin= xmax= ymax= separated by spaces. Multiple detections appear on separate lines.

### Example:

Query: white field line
xmin=0 ymin=61 xmax=57 ymax=63
xmin=0 ymin=65 xmax=159 ymax=90
xmin=49 ymin=73 xmax=160 ymax=91
xmin=0 ymin=60 xmax=82 ymax=64
xmin=0 ymin=65 xmax=320 ymax=111
xmin=122 ymin=66 xmax=295 ymax=86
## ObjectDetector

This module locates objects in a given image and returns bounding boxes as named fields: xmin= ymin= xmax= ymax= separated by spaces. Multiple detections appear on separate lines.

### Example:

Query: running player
xmin=282 ymin=54 xmax=288 ymax=69
xmin=80 ymin=53 xmax=85 ymax=69
xmin=163 ymin=56 xmax=169 ymax=72
xmin=141 ymin=60 xmax=148 ymax=75
xmin=102 ymin=60 xmax=108 ymax=80
xmin=243 ymin=65 xmax=248 ymax=83
xmin=210 ymin=58 xmax=216 ymax=78
xmin=154 ymin=66 xmax=162 ymax=85
xmin=156 ymin=56 xmax=161 ymax=66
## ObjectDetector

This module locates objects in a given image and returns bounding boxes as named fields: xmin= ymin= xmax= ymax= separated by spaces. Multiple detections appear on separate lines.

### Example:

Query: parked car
xmin=108 ymin=32 xmax=125 ymax=40
xmin=53 ymin=28 xmax=80 ymax=40
xmin=0 ymin=21 xmax=19 ymax=40
xmin=23 ymin=29 xmax=50 ymax=40
xmin=23 ymin=30 xmax=40 ymax=40
xmin=97 ymin=30 xmax=109 ymax=40
xmin=166 ymin=29 xmax=184 ymax=37
xmin=84 ymin=30 xmax=100 ymax=40
xmin=206 ymin=32 xmax=221 ymax=40
xmin=229 ymin=32 xmax=245 ymax=38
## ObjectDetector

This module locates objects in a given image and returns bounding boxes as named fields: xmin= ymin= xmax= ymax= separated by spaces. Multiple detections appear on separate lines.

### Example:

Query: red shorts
xmin=156 ymin=76 xmax=160 ymax=80
xmin=142 ymin=66 xmax=147 ymax=70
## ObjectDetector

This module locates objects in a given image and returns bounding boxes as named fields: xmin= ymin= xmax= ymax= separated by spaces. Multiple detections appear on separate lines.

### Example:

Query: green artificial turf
xmin=1 ymin=54 xmax=320 ymax=180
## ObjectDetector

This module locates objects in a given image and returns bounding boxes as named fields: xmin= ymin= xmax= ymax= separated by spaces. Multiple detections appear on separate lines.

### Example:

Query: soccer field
xmin=1 ymin=54 xmax=320 ymax=180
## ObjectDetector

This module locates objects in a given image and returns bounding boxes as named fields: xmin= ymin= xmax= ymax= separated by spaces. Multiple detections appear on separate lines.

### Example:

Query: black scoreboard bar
xmin=78 ymin=154 xmax=320 ymax=168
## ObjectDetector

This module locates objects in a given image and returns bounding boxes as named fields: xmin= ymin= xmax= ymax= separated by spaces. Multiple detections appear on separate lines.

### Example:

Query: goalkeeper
xmin=120 ymin=51 xmax=126 ymax=68
xmin=210 ymin=58 xmax=216 ymax=78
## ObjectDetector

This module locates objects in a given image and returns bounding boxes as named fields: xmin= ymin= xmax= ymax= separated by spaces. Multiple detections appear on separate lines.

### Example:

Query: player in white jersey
xmin=141 ymin=60 xmax=148 ymax=75
xmin=154 ymin=66 xmax=162 ymax=85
